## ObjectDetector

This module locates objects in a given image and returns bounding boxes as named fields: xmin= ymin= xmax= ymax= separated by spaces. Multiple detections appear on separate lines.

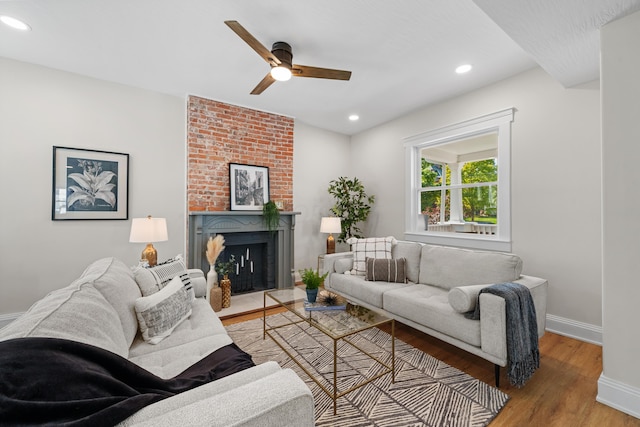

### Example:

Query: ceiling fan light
xmin=0 ymin=15 xmax=31 ymax=31
xmin=271 ymin=66 xmax=292 ymax=81
xmin=455 ymin=64 xmax=472 ymax=74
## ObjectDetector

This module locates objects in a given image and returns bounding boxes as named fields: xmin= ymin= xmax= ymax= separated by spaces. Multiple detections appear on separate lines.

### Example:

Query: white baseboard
xmin=0 ymin=312 xmax=22 ymax=329
xmin=597 ymin=374 xmax=640 ymax=419
xmin=545 ymin=314 xmax=602 ymax=345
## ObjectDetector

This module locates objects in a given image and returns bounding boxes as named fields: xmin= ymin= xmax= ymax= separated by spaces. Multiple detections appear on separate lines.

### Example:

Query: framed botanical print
xmin=229 ymin=163 xmax=269 ymax=210
xmin=52 ymin=146 xmax=129 ymax=220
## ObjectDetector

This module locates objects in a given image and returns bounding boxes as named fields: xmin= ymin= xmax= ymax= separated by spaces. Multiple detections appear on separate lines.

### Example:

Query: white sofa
xmin=322 ymin=240 xmax=548 ymax=386
xmin=0 ymin=257 xmax=314 ymax=426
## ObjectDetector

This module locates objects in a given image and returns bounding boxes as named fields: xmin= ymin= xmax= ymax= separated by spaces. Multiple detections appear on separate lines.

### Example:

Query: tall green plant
xmin=328 ymin=177 xmax=375 ymax=243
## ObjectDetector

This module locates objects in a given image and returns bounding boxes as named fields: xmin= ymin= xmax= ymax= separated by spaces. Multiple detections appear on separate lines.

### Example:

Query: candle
xmin=236 ymin=263 xmax=239 ymax=275
xmin=246 ymin=248 xmax=249 ymax=259
xmin=250 ymin=261 xmax=254 ymax=273
xmin=241 ymin=256 xmax=244 ymax=267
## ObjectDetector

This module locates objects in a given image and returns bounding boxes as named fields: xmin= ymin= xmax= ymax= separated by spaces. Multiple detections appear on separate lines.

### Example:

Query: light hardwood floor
xmin=223 ymin=307 xmax=640 ymax=426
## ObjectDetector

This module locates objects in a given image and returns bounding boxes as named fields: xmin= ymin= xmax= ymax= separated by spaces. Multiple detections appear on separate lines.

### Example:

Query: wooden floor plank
xmin=223 ymin=307 xmax=640 ymax=426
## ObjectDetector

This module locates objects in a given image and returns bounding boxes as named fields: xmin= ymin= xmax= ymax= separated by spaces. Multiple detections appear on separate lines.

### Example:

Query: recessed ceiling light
xmin=0 ymin=15 xmax=31 ymax=31
xmin=455 ymin=64 xmax=472 ymax=74
xmin=348 ymin=115 xmax=359 ymax=121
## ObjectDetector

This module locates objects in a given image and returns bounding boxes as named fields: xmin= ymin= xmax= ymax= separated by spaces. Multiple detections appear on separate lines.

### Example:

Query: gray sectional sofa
xmin=322 ymin=240 xmax=548 ymax=385
xmin=0 ymin=257 xmax=314 ymax=426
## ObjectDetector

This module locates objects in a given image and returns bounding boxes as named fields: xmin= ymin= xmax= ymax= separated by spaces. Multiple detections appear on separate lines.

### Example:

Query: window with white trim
xmin=404 ymin=108 xmax=513 ymax=252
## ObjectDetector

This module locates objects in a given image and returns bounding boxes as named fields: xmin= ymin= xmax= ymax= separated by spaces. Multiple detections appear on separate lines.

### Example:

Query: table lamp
xmin=320 ymin=217 xmax=341 ymax=254
xmin=129 ymin=216 xmax=168 ymax=267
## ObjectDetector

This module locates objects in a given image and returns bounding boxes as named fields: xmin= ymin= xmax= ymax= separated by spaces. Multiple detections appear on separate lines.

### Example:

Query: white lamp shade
xmin=129 ymin=217 xmax=168 ymax=243
xmin=320 ymin=217 xmax=341 ymax=234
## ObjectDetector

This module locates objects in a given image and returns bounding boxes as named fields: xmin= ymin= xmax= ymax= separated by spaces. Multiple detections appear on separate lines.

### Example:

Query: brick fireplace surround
xmin=187 ymin=96 xmax=294 ymax=212
xmin=186 ymin=96 xmax=297 ymax=290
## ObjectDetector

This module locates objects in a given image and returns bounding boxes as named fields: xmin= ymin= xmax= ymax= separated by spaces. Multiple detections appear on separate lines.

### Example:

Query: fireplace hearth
xmin=188 ymin=211 xmax=299 ymax=293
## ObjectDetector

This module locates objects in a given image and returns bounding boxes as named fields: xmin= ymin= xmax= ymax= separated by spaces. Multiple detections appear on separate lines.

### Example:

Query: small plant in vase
xmin=215 ymin=254 xmax=236 ymax=309
xmin=262 ymin=200 xmax=280 ymax=233
xmin=215 ymin=254 xmax=236 ymax=278
xmin=300 ymin=268 xmax=328 ymax=303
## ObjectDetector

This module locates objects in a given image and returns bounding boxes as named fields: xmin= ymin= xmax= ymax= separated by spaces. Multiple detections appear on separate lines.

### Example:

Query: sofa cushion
xmin=448 ymin=284 xmax=492 ymax=313
xmin=365 ymin=257 xmax=407 ymax=283
xmin=391 ymin=241 xmax=422 ymax=283
xmin=418 ymin=245 xmax=523 ymax=290
xmin=78 ymin=257 xmax=142 ymax=347
xmin=135 ymin=276 xmax=193 ymax=345
xmin=383 ymin=284 xmax=481 ymax=347
xmin=133 ymin=256 xmax=194 ymax=300
xmin=328 ymin=273 xmax=411 ymax=308
xmin=0 ymin=282 xmax=129 ymax=358
xmin=334 ymin=258 xmax=353 ymax=274
xmin=347 ymin=236 xmax=395 ymax=275
xmin=128 ymin=299 xmax=229 ymax=359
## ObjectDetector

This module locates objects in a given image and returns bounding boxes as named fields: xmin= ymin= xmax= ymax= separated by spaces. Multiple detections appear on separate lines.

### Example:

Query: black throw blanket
xmin=0 ymin=337 xmax=255 ymax=426
xmin=465 ymin=282 xmax=540 ymax=387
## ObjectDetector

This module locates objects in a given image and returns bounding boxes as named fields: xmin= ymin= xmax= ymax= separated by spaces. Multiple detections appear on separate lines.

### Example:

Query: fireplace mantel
xmin=188 ymin=211 xmax=300 ymax=289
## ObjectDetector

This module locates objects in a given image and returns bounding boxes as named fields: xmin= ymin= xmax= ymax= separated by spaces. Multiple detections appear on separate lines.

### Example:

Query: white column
xmin=448 ymin=163 xmax=464 ymax=223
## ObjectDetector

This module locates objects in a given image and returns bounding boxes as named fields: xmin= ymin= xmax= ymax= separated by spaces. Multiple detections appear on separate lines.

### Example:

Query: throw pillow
xmin=365 ymin=257 xmax=407 ymax=283
xmin=133 ymin=255 xmax=194 ymax=300
xmin=134 ymin=276 xmax=193 ymax=344
xmin=448 ymin=284 xmax=493 ymax=313
xmin=347 ymin=236 xmax=396 ymax=275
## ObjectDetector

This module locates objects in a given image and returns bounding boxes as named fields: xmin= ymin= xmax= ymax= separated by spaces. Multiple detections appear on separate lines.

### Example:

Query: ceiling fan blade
xmin=224 ymin=20 xmax=281 ymax=66
xmin=291 ymin=64 xmax=352 ymax=80
xmin=250 ymin=73 xmax=276 ymax=95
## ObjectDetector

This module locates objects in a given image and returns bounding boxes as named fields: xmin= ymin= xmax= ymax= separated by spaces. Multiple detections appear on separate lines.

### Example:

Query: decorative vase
xmin=221 ymin=274 xmax=231 ymax=308
xmin=210 ymin=287 xmax=222 ymax=312
xmin=206 ymin=266 xmax=218 ymax=301
xmin=306 ymin=288 xmax=318 ymax=303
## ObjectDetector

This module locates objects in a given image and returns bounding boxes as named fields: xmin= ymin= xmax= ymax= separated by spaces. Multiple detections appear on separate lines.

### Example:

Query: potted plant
xmin=215 ymin=254 xmax=236 ymax=278
xmin=262 ymin=200 xmax=280 ymax=233
xmin=215 ymin=254 xmax=236 ymax=309
xmin=300 ymin=268 xmax=328 ymax=303
xmin=328 ymin=176 xmax=375 ymax=243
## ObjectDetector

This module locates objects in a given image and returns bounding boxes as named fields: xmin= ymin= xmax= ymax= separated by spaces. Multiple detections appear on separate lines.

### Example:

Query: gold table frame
xmin=264 ymin=289 xmax=395 ymax=415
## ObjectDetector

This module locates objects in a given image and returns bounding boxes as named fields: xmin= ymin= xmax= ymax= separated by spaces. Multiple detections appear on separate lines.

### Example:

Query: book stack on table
xmin=303 ymin=301 xmax=347 ymax=311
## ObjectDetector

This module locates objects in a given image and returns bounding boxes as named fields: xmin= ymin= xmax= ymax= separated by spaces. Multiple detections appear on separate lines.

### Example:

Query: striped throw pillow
xmin=133 ymin=256 xmax=194 ymax=300
xmin=365 ymin=257 xmax=407 ymax=283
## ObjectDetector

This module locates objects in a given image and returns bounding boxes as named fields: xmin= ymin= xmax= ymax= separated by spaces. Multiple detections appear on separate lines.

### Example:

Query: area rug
xmin=226 ymin=312 xmax=509 ymax=426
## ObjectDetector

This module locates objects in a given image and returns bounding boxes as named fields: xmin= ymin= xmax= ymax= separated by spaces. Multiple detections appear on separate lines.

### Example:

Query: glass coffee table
xmin=264 ymin=288 xmax=395 ymax=415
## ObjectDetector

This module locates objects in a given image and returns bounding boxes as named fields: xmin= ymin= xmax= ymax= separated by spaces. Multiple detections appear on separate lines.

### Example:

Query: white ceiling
xmin=1 ymin=0 xmax=638 ymax=135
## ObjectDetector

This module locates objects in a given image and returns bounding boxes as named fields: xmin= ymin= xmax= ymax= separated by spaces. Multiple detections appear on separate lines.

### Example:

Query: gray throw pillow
xmin=134 ymin=275 xmax=192 ymax=345
xmin=133 ymin=256 xmax=194 ymax=300
xmin=365 ymin=257 xmax=407 ymax=283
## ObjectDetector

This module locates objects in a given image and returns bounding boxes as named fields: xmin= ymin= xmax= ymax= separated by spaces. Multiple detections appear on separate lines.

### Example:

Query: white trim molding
xmin=597 ymin=374 xmax=640 ymax=419
xmin=545 ymin=314 xmax=602 ymax=345
xmin=0 ymin=312 xmax=22 ymax=329
xmin=404 ymin=108 xmax=514 ymax=252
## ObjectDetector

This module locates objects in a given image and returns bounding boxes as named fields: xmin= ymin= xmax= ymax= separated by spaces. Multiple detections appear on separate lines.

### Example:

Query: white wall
xmin=293 ymin=121 xmax=351 ymax=270
xmin=599 ymin=10 xmax=640 ymax=417
xmin=0 ymin=58 xmax=186 ymax=316
xmin=350 ymin=67 xmax=603 ymax=332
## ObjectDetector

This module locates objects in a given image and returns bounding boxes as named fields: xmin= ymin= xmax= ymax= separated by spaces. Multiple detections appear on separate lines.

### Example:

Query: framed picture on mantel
xmin=229 ymin=163 xmax=269 ymax=210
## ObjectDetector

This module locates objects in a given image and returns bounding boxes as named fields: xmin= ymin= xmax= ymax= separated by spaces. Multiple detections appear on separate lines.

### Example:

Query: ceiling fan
xmin=224 ymin=20 xmax=352 ymax=95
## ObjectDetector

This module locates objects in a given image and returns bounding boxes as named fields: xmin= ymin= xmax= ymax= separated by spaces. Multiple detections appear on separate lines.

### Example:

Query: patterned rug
xmin=227 ymin=312 xmax=509 ymax=427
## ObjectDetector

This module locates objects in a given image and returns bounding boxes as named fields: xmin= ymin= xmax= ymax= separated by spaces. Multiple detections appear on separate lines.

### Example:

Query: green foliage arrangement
xmin=299 ymin=268 xmax=328 ymax=290
xmin=262 ymin=200 xmax=280 ymax=232
xmin=215 ymin=254 xmax=236 ymax=276
xmin=328 ymin=177 xmax=375 ymax=243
